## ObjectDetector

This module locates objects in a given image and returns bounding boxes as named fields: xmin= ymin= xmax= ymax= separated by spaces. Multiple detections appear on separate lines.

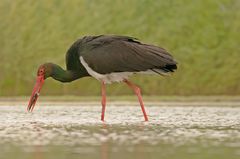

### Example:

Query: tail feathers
xmin=164 ymin=64 xmax=177 ymax=72
xmin=152 ymin=64 xmax=177 ymax=76
xmin=151 ymin=69 xmax=170 ymax=76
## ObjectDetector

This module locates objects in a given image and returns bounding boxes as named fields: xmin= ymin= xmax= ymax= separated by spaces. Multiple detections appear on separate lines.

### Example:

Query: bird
xmin=27 ymin=35 xmax=177 ymax=121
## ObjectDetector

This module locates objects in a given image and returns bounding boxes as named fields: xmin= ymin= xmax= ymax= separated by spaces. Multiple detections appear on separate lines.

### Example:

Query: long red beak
xmin=27 ymin=75 xmax=44 ymax=112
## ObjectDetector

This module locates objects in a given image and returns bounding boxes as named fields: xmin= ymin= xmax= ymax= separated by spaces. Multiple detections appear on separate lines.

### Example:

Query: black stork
xmin=27 ymin=35 xmax=177 ymax=121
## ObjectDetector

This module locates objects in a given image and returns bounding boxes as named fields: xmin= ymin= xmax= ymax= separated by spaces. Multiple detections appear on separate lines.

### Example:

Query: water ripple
xmin=0 ymin=105 xmax=239 ymax=149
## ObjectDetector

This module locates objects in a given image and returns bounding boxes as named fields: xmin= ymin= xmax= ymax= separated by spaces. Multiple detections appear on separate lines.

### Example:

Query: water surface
xmin=0 ymin=104 xmax=239 ymax=159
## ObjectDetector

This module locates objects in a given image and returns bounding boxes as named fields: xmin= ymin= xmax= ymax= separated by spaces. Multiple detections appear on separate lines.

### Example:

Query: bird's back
xmin=78 ymin=35 xmax=177 ymax=73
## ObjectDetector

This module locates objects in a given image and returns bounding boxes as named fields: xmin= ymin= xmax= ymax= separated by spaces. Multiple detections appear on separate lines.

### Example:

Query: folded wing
xmin=80 ymin=36 xmax=177 ymax=74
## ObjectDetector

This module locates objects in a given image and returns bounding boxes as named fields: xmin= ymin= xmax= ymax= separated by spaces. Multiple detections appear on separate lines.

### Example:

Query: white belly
xmin=80 ymin=57 xmax=133 ymax=84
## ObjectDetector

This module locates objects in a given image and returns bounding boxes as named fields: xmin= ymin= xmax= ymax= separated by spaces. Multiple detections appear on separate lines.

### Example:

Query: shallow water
xmin=0 ymin=104 xmax=239 ymax=159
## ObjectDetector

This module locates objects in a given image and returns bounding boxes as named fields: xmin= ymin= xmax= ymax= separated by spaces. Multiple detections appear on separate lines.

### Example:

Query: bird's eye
xmin=39 ymin=68 xmax=44 ymax=74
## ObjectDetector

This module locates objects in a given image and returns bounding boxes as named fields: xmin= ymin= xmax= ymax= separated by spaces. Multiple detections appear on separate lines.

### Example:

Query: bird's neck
xmin=51 ymin=64 xmax=81 ymax=83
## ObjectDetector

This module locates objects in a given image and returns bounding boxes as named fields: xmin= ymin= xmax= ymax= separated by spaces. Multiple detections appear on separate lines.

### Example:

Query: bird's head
xmin=27 ymin=63 xmax=54 ymax=112
xmin=37 ymin=63 xmax=55 ymax=79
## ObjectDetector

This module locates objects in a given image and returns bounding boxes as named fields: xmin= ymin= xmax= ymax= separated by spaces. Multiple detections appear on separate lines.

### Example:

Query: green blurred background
xmin=0 ymin=0 xmax=239 ymax=96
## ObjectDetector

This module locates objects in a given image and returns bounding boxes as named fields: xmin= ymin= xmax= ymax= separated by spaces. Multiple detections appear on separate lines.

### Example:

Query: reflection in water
xmin=33 ymin=146 xmax=44 ymax=159
xmin=0 ymin=105 xmax=239 ymax=159
xmin=100 ymin=124 xmax=109 ymax=159
xmin=101 ymin=142 xmax=108 ymax=159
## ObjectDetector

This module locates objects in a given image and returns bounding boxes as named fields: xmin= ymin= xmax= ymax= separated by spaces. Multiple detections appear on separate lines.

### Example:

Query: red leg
xmin=101 ymin=81 xmax=106 ymax=121
xmin=124 ymin=80 xmax=149 ymax=121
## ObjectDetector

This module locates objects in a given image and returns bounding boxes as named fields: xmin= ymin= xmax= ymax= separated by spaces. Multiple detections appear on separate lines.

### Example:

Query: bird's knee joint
xmin=134 ymin=87 xmax=141 ymax=94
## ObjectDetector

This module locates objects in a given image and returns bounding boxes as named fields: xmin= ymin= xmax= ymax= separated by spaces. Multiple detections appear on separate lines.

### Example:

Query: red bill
xmin=27 ymin=75 xmax=44 ymax=112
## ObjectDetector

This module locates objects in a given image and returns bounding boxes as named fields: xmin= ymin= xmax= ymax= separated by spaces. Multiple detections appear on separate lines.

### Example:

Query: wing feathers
xmin=80 ymin=35 xmax=177 ymax=74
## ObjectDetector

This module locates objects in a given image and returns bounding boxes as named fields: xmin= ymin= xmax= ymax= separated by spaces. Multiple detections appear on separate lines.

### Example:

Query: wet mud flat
xmin=0 ymin=102 xmax=239 ymax=159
